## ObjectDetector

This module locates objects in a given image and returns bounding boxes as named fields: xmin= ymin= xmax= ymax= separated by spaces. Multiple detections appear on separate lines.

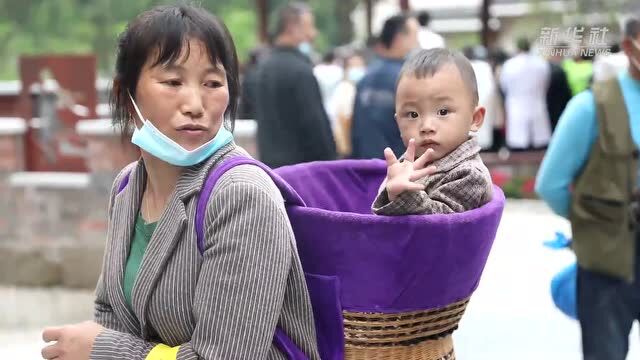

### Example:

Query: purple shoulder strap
xmin=195 ymin=156 xmax=310 ymax=360
xmin=117 ymin=171 xmax=132 ymax=194
xmin=273 ymin=328 xmax=310 ymax=359
xmin=117 ymin=158 xmax=304 ymax=254
xmin=118 ymin=159 xmax=311 ymax=359
xmin=195 ymin=156 xmax=305 ymax=255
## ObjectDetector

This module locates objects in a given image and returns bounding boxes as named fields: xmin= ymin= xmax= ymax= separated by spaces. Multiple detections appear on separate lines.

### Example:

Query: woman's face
xmin=134 ymin=38 xmax=229 ymax=151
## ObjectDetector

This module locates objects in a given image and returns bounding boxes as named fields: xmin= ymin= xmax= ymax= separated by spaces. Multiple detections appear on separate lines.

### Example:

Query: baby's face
xmin=395 ymin=64 xmax=484 ymax=161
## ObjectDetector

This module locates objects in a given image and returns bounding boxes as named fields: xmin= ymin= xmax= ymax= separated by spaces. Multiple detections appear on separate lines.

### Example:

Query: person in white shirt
xmin=314 ymin=50 xmax=344 ymax=130
xmin=593 ymin=43 xmax=630 ymax=82
xmin=464 ymin=45 xmax=501 ymax=150
xmin=499 ymin=38 xmax=551 ymax=150
xmin=416 ymin=11 xmax=445 ymax=50
xmin=327 ymin=53 xmax=366 ymax=157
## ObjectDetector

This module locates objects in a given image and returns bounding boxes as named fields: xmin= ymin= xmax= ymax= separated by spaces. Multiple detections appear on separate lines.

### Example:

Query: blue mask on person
xmin=298 ymin=42 xmax=313 ymax=56
xmin=128 ymin=93 xmax=233 ymax=167
xmin=347 ymin=67 xmax=366 ymax=83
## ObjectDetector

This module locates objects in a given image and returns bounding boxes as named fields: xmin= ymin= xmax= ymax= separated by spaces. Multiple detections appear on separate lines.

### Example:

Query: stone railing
xmin=0 ymin=119 xmax=259 ymax=290
xmin=0 ymin=117 xmax=26 ymax=172
xmin=0 ymin=118 xmax=27 ymax=240
xmin=0 ymin=119 xmax=138 ymax=289
xmin=3 ymin=172 xmax=105 ymax=288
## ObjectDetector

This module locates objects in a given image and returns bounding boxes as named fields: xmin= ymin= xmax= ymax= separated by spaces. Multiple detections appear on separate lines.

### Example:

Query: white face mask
xmin=128 ymin=93 xmax=233 ymax=167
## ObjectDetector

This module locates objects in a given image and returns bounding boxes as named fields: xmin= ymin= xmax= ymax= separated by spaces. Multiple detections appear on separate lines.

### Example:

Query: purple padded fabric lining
xmin=274 ymin=159 xmax=505 ymax=312
xmin=275 ymin=159 xmax=384 ymax=214
xmin=303 ymin=273 xmax=344 ymax=360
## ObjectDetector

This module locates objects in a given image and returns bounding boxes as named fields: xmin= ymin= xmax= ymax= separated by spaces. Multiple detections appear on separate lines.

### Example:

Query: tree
xmin=0 ymin=0 xmax=360 ymax=79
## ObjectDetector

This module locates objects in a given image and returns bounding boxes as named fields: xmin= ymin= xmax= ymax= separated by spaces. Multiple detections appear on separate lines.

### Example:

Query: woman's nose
xmin=180 ymin=86 xmax=204 ymax=118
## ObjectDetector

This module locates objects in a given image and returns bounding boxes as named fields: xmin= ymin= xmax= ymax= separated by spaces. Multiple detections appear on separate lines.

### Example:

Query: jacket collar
xmin=172 ymin=141 xmax=239 ymax=202
xmin=429 ymin=137 xmax=481 ymax=174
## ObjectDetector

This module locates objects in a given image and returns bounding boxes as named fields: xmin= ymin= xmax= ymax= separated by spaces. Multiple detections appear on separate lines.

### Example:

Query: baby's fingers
xmin=414 ymin=148 xmax=434 ymax=170
xmin=403 ymin=138 xmax=416 ymax=163
xmin=384 ymin=147 xmax=398 ymax=167
xmin=405 ymin=182 xmax=426 ymax=192
xmin=387 ymin=179 xmax=423 ymax=195
xmin=409 ymin=165 xmax=437 ymax=182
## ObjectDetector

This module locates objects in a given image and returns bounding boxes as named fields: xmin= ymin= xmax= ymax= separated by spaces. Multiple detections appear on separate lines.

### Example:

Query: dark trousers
xmin=578 ymin=239 xmax=640 ymax=360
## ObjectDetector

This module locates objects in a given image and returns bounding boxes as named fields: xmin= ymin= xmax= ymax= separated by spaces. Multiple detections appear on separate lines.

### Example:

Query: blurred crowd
xmin=236 ymin=3 xmax=628 ymax=168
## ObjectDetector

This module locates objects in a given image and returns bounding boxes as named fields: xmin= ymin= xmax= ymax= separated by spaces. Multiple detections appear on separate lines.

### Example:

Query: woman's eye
xmin=438 ymin=109 xmax=449 ymax=116
xmin=163 ymin=79 xmax=181 ymax=87
xmin=407 ymin=111 xmax=419 ymax=119
xmin=204 ymin=80 xmax=223 ymax=88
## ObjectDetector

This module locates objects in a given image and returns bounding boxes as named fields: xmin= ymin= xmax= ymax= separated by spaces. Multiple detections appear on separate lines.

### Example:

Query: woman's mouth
xmin=176 ymin=123 xmax=208 ymax=131
xmin=176 ymin=124 xmax=208 ymax=137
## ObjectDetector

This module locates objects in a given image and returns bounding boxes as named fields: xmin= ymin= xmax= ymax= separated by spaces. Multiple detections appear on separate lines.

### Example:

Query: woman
xmin=40 ymin=4 xmax=319 ymax=359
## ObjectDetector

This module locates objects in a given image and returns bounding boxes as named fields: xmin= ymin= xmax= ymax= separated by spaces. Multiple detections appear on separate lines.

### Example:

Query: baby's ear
xmin=470 ymin=106 xmax=486 ymax=132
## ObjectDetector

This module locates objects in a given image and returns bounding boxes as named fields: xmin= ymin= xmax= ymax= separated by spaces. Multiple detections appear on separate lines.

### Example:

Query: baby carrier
xmin=119 ymin=157 xmax=505 ymax=359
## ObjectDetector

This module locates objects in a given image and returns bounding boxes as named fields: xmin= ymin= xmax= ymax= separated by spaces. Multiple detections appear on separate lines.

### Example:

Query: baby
xmin=372 ymin=48 xmax=493 ymax=215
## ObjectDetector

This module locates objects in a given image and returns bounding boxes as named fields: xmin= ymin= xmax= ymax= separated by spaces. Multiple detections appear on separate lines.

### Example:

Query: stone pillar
xmin=0 ymin=117 xmax=26 ymax=172
xmin=76 ymin=119 xmax=139 ymax=192
xmin=0 ymin=119 xmax=138 ymax=289
xmin=18 ymin=55 xmax=98 ymax=172
xmin=0 ymin=118 xmax=27 ymax=241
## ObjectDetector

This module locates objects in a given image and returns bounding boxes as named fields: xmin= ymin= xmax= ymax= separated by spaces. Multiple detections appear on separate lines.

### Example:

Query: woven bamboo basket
xmin=343 ymin=298 xmax=469 ymax=360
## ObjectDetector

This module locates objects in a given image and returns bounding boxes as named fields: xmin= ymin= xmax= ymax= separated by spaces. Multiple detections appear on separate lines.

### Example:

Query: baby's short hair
xmin=399 ymin=48 xmax=479 ymax=106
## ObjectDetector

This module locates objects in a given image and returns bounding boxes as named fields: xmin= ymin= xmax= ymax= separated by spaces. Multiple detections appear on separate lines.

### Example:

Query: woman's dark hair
xmin=111 ymin=3 xmax=239 ymax=135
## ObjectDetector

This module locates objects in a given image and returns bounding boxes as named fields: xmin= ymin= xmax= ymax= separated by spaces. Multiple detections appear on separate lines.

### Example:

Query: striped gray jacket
xmin=90 ymin=142 xmax=320 ymax=360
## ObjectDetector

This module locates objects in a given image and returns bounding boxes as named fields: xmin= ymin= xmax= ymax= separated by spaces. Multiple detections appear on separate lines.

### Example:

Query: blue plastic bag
xmin=544 ymin=231 xmax=572 ymax=249
xmin=550 ymin=262 xmax=578 ymax=319
xmin=545 ymin=232 xmax=578 ymax=320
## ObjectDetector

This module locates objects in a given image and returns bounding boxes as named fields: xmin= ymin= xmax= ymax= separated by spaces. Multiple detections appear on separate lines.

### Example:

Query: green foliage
xmin=0 ymin=0 xmax=356 ymax=79
xmin=219 ymin=8 xmax=258 ymax=64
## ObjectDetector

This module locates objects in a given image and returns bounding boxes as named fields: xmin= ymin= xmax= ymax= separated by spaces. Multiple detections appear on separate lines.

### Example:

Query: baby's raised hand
xmin=384 ymin=138 xmax=437 ymax=201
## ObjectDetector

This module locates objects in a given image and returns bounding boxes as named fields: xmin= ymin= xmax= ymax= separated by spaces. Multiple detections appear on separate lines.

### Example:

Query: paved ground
xmin=3 ymin=199 xmax=639 ymax=359
xmin=454 ymin=200 xmax=640 ymax=359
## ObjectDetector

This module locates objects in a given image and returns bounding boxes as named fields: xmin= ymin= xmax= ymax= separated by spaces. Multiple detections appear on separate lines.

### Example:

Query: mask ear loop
xmin=127 ymin=91 xmax=146 ymax=129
